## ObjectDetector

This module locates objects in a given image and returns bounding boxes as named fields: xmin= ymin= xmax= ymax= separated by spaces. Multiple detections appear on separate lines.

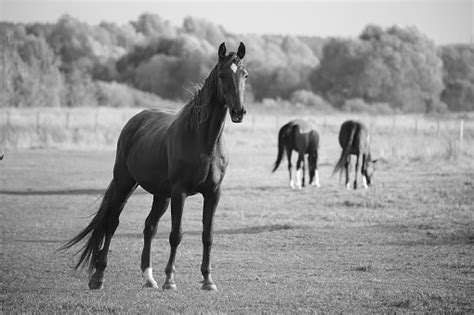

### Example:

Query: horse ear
xmin=237 ymin=42 xmax=246 ymax=59
xmin=218 ymin=42 xmax=226 ymax=61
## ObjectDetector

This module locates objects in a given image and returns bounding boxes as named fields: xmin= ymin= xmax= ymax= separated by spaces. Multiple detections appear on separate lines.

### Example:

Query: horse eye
xmin=244 ymin=73 xmax=249 ymax=79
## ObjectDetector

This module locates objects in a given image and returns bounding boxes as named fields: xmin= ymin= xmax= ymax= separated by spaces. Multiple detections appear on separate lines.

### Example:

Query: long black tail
xmin=58 ymin=180 xmax=116 ymax=271
xmin=272 ymin=123 xmax=292 ymax=172
xmin=332 ymin=125 xmax=357 ymax=176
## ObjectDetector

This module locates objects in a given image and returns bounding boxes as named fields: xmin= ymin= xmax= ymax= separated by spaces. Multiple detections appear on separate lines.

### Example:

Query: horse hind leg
xmin=286 ymin=148 xmax=295 ymax=189
xmin=345 ymin=156 xmax=351 ymax=190
xmin=141 ymin=195 xmax=170 ymax=288
xmin=89 ymin=175 xmax=137 ymax=290
xmin=295 ymin=153 xmax=304 ymax=189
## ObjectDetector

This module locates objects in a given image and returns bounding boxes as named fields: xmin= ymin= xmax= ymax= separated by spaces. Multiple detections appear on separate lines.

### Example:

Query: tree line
xmin=0 ymin=13 xmax=473 ymax=112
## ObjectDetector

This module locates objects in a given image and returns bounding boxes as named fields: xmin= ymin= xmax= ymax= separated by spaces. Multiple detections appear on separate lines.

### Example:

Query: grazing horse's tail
xmin=58 ymin=181 xmax=117 ymax=271
xmin=272 ymin=122 xmax=292 ymax=172
xmin=333 ymin=124 xmax=357 ymax=176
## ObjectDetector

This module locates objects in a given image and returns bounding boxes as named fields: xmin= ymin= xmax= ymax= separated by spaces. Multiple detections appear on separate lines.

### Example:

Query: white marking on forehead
xmin=230 ymin=63 xmax=238 ymax=73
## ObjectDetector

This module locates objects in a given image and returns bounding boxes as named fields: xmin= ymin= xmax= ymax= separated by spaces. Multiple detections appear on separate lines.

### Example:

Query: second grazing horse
xmin=272 ymin=119 xmax=320 ymax=189
xmin=333 ymin=120 xmax=377 ymax=189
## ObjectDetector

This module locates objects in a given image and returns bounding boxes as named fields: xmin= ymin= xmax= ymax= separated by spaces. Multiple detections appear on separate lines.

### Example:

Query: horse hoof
xmin=88 ymin=279 xmax=104 ymax=290
xmin=142 ymin=279 xmax=159 ymax=289
xmin=162 ymin=282 xmax=177 ymax=291
xmin=202 ymin=282 xmax=218 ymax=292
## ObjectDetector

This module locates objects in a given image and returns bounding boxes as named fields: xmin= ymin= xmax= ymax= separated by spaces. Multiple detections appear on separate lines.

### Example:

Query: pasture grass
xmin=1 ymin=114 xmax=473 ymax=313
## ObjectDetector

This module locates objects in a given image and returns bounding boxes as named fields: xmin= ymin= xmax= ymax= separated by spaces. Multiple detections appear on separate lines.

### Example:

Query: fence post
xmin=5 ymin=110 xmax=10 ymax=141
xmin=36 ymin=111 xmax=40 ymax=134
xmin=6 ymin=110 xmax=10 ymax=128
xmin=414 ymin=117 xmax=418 ymax=136
xmin=252 ymin=114 xmax=256 ymax=133
xmin=66 ymin=111 xmax=70 ymax=129
xmin=94 ymin=111 xmax=99 ymax=132
xmin=459 ymin=119 xmax=464 ymax=149
xmin=436 ymin=117 xmax=440 ymax=136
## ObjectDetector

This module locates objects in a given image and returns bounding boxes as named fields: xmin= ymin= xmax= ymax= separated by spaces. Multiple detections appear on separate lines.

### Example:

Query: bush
xmin=342 ymin=98 xmax=374 ymax=113
xmin=290 ymin=90 xmax=333 ymax=111
xmin=96 ymin=81 xmax=179 ymax=109
xmin=372 ymin=102 xmax=394 ymax=114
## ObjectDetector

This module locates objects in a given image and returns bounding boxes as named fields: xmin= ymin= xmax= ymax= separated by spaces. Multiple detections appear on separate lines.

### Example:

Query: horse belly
xmin=126 ymin=148 xmax=170 ymax=195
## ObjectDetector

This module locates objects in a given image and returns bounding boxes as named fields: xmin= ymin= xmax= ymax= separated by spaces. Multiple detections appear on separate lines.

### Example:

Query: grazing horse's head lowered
xmin=217 ymin=42 xmax=248 ymax=123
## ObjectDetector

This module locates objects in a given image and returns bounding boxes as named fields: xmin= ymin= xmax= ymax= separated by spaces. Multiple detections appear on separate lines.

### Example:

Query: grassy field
xmin=1 ymin=109 xmax=473 ymax=313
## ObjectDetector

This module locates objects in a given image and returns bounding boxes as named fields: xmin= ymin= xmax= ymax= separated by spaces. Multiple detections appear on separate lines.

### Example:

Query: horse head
xmin=217 ymin=42 xmax=248 ymax=123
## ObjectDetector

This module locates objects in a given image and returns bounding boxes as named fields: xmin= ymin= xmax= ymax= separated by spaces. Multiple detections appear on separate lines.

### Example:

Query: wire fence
xmin=0 ymin=107 xmax=472 ymax=153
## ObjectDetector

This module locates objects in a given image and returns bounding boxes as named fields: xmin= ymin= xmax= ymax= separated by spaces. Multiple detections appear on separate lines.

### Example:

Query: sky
xmin=1 ymin=0 xmax=473 ymax=45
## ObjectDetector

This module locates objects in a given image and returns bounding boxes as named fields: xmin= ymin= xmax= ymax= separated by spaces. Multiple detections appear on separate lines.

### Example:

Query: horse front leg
xmin=314 ymin=150 xmax=320 ymax=188
xmin=163 ymin=189 xmax=186 ymax=291
xmin=295 ymin=153 xmax=304 ymax=189
xmin=141 ymin=195 xmax=170 ymax=288
xmin=201 ymin=189 xmax=221 ymax=291
xmin=354 ymin=154 xmax=360 ymax=189
xmin=361 ymin=154 xmax=368 ymax=189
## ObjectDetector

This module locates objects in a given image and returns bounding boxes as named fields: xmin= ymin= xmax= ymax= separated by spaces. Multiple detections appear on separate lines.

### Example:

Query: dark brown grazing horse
xmin=272 ymin=119 xmax=320 ymax=189
xmin=60 ymin=42 xmax=248 ymax=292
xmin=333 ymin=120 xmax=377 ymax=189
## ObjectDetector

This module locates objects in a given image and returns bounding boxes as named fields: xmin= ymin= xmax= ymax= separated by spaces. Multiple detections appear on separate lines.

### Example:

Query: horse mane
xmin=177 ymin=64 xmax=219 ymax=129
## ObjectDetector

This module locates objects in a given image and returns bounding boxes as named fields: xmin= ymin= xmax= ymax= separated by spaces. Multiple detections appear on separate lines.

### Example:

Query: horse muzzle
xmin=230 ymin=108 xmax=246 ymax=123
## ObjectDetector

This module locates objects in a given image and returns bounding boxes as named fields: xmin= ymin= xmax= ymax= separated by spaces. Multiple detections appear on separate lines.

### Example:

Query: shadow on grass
xmin=12 ymin=224 xmax=304 ymax=244
xmin=117 ymin=223 xmax=304 ymax=239
xmin=0 ymin=189 xmax=147 ymax=196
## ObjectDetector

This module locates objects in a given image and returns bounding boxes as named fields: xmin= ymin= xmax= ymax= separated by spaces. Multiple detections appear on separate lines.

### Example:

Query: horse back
xmin=339 ymin=120 xmax=370 ymax=155
xmin=115 ymin=109 xmax=176 ymax=193
xmin=289 ymin=119 xmax=318 ymax=153
xmin=117 ymin=109 xmax=174 ymax=157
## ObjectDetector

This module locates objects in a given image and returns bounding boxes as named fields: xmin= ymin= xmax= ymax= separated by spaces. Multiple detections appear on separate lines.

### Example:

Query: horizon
xmin=1 ymin=0 xmax=473 ymax=45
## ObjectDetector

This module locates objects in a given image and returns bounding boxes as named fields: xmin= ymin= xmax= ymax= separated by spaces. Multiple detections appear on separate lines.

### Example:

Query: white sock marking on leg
xmin=142 ymin=267 xmax=158 ymax=288
xmin=295 ymin=169 xmax=302 ymax=189
xmin=362 ymin=176 xmax=368 ymax=189
xmin=315 ymin=170 xmax=320 ymax=187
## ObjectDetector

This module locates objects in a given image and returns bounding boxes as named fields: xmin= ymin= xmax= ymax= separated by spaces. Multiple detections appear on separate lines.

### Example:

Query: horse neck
xmin=182 ymin=66 xmax=227 ymax=153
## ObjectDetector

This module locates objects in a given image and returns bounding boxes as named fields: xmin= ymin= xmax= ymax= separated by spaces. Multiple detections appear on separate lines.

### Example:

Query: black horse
xmin=60 ymin=42 xmax=248 ymax=292
xmin=272 ymin=119 xmax=320 ymax=189
xmin=333 ymin=120 xmax=377 ymax=189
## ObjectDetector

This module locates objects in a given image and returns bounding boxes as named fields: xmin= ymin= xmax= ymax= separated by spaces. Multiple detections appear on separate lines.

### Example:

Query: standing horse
xmin=272 ymin=119 xmax=320 ymax=189
xmin=60 ymin=42 xmax=248 ymax=292
xmin=333 ymin=120 xmax=377 ymax=189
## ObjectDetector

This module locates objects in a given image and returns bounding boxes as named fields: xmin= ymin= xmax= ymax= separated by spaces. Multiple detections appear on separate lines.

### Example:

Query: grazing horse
xmin=333 ymin=120 xmax=377 ymax=189
xmin=60 ymin=42 xmax=248 ymax=292
xmin=272 ymin=119 xmax=320 ymax=189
